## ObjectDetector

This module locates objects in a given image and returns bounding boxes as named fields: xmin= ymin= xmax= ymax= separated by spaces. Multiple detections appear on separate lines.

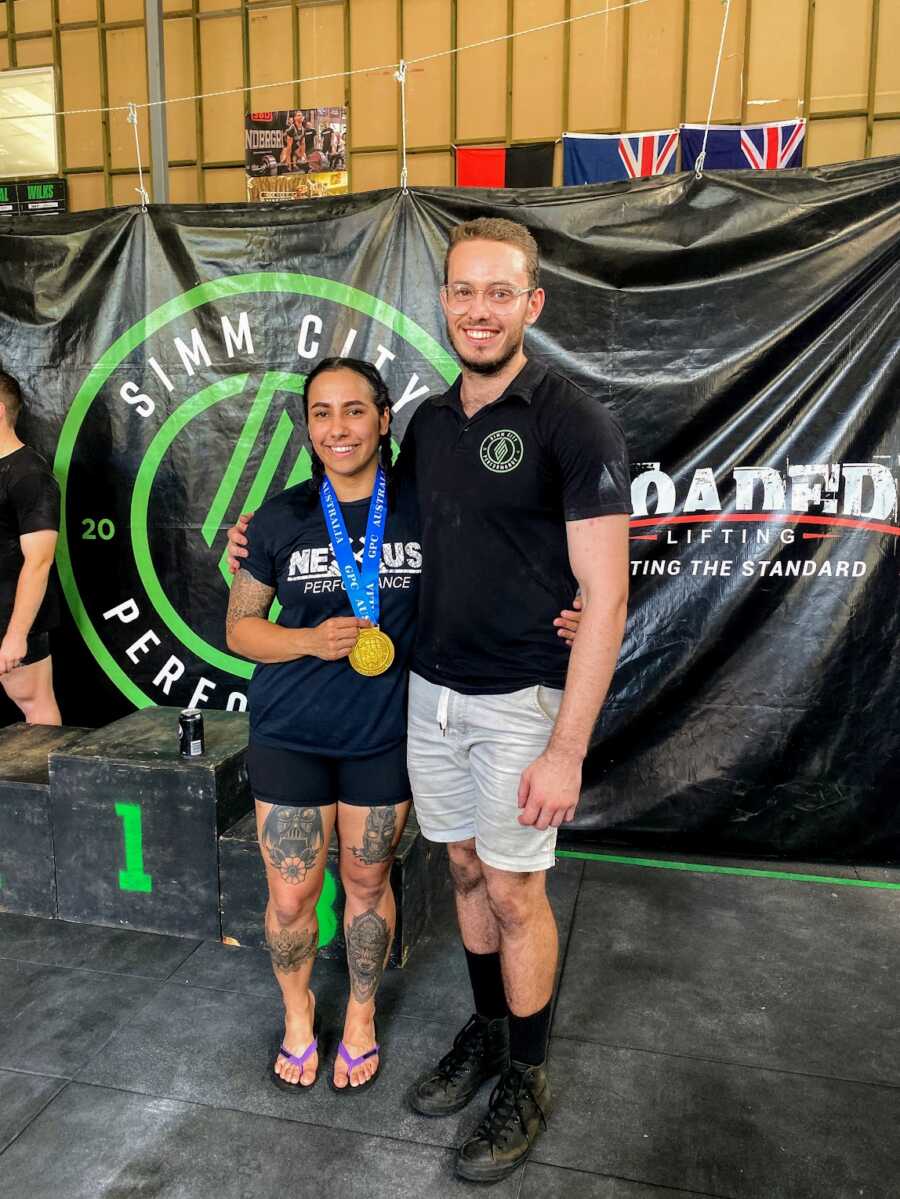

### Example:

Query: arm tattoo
xmin=350 ymin=806 xmax=397 ymax=865
xmin=226 ymin=569 xmax=275 ymax=637
xmin=261 ymin=806 xmax=324 ymax=884
xmin=267 ymin=926 xmax=317 ymax=973
xmin=346 ymin=909 xmax=390 ymax=1002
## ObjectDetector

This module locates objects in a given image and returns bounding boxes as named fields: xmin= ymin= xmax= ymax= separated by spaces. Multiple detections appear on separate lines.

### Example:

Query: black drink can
xmin=179 ymin=709 xmax=204 ymax=757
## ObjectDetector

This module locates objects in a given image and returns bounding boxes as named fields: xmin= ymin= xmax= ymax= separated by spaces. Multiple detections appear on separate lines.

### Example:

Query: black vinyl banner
xmin=1 ymin=158 xmax=899 ymax=859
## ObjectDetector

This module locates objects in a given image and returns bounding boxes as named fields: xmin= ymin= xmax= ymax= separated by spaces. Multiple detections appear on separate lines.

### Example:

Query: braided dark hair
xmin=303 ymin=357 xmax=394 ymax=497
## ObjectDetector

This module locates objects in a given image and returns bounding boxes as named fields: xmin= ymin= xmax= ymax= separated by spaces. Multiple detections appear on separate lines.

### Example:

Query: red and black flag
xmin=455 ymin=142 xmax=555 ymax=188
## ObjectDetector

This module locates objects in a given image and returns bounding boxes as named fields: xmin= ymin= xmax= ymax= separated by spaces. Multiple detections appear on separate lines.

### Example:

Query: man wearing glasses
xmin=403 ymin=218 xmax=630 ymax=1181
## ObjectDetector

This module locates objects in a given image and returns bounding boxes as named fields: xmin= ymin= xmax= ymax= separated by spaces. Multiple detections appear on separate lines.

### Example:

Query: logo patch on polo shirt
xmin=480 ymin=429 xmax=524 ymax=473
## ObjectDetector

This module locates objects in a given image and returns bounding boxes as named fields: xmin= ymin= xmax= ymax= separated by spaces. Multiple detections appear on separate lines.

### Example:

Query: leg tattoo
xmin=267 ymin=926 xmax=317 ymax=973
xmin=262 ymin=806 xmax=324 ymax=884
xmin=350 ymin=806 xmax=396 ymax=865
xmin=346 ymin=909 xmax=389 ymax=1001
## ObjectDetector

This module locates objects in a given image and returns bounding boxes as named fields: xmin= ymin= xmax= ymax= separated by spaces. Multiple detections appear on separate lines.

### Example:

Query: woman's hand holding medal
xmin=306 ymin=615 xmax=372 ymax=662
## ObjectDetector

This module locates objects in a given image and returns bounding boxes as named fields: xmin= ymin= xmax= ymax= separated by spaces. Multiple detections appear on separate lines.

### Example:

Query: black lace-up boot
xmin=407 ymin=1013 xmax=509 ymax=1116
xmin=455 ymin=1059 xmax=552 ymax=1182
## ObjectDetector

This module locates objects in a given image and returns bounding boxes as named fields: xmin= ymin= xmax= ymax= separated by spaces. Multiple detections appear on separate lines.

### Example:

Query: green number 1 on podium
xmin=114 ymin=802 xmax=153 ymax=892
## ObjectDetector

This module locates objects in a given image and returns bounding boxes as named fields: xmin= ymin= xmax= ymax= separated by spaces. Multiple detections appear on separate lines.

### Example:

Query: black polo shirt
xmin=402 ymin=359 xmax=630 ymax=694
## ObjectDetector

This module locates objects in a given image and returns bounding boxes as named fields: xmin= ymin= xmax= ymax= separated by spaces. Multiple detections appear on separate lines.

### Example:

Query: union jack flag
xmin=618 ymin=130 xmax=679 ymax=179
xmin=680 ymin=120 xmax=806 ymax=173
xmin=563 ymin=130 xmax=679 ymax=184
xmin=739 ymin=120 xmax=806 ymax=169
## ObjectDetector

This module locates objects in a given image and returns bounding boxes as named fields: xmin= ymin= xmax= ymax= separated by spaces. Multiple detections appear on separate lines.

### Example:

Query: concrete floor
xmin=1 ymin=851 xmax=899 ymax=1198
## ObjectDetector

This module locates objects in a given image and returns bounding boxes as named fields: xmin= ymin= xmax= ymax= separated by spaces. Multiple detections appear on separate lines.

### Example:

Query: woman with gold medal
xmin=226 ymin=357 xmax=581 ymax=1096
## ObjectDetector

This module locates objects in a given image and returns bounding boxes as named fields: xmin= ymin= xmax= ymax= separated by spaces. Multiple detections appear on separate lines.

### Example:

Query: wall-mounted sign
xmin=0 ymin=178 xmax=68 ymax=216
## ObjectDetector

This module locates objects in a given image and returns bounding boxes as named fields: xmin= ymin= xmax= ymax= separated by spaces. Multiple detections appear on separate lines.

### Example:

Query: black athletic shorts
xmin=21 ymin=631 xmax=51 ymax=666
xmin=246 ymin=739 xmax=410 ymax=808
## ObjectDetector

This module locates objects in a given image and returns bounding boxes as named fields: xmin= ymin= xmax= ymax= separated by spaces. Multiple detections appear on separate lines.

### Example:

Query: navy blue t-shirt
xmin=242 ymin=477 xmax=421 ymax=756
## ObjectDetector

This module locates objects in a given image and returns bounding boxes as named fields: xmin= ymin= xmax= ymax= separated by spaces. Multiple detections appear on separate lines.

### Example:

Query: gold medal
xmin=349 ymin=627 xmax=395 ymax=677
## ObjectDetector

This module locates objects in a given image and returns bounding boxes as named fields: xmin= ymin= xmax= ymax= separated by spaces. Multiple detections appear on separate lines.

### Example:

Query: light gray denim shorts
xmin=406 ymin=672 xmax=564 ymax=873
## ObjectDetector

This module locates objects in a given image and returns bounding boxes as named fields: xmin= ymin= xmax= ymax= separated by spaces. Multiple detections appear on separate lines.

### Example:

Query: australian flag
xmin=680 ymin=120 xmax=806 ymax=172
xmin=563 ymin=130 xmax=678 ymax=185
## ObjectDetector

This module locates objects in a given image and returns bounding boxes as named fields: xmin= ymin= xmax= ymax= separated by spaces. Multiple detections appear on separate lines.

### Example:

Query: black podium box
xmin=219 ymin=809 xmax=439 ymax=967
xmin=0 ymin=723 xmax=90 ymax=917
xmin=49 ymin=708 xmax=251 ymax=939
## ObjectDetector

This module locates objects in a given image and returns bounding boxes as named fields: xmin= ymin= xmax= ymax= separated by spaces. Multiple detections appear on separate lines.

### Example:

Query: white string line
xmin=694 ymin=0 xmax=732 ymax=178
xmin=127 ymin=101 xmax=149 ymax=209
xmin=395 ymin=59 xmax=409 ymax=193
xmin=0 ymin=0 xmax=650 ymax=123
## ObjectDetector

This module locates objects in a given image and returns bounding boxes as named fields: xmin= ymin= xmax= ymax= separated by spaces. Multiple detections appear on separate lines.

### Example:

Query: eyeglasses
xmin=441 ymin=283 xmax=534 ymax=315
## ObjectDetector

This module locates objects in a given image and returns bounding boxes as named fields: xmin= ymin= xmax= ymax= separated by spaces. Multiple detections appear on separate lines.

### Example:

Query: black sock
xmin=464 ymin=949 xmax=508 ymax=1021
xmin=508 ymin=999 xmax=552 ymax=1066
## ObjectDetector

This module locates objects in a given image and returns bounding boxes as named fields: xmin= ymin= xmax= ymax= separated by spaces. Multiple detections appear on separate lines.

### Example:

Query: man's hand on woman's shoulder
xmin=554 ymin=594 xmax=583 ymax=647
xmin=226 ymin=512 xmax=253 ymax=574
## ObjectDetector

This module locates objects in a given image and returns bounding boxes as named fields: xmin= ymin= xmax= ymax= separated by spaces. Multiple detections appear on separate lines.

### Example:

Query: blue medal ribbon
xmin=319 ymin=466 xmax=387 ymax=626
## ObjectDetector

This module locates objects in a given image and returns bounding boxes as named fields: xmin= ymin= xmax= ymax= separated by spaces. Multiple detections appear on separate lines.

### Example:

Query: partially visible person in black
xmin=281 ymin=112 xmax=308 ymax=171
xmin=301 ymin=114 xmax=318 ymax=160
xmin=0 ymin=371 xmax=61 ymax=724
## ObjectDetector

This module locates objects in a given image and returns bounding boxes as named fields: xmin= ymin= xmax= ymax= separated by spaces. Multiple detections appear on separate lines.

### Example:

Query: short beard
xmin=451 ymin=331 xmax=522 ymax=377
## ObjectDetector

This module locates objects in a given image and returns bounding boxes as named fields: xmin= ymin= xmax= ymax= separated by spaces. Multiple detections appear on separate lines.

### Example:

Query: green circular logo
xmin=480 ymin=429 xmax=524 ymax=474
xmin=54 ymin=272 xmax=458 ymax=711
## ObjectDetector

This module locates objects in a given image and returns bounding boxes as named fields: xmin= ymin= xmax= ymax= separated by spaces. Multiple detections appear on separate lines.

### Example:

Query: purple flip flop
xmin=328 ymin=1036 xmax=381 ymax=1095
xmin=271 ymin=1034 xmax=319 ymax=1093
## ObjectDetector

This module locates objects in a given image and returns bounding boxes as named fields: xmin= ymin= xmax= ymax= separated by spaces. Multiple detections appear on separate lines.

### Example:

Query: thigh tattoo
xmin=350 ymin=806 xmax=396 ymax=865
xmin=261 ymin=805 xmax=324 ymax=884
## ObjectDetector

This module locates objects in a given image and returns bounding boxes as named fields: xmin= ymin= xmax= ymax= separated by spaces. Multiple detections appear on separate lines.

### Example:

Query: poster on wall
xmin=245 ymin=108 xmax=348 ymax=201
